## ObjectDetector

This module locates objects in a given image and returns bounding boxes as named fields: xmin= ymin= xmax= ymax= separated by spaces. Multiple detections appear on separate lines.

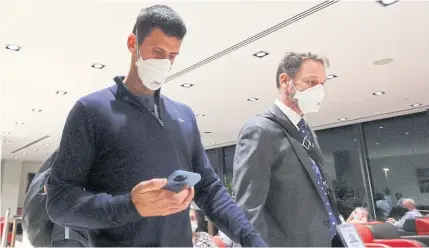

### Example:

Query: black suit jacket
xmin=233 ymin=105 xmax=339 ymax=247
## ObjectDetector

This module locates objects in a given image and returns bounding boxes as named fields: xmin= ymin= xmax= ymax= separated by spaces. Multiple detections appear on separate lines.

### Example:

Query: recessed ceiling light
xmin=326 ymin=74 xmax=338 ymax=79
xmin=5 ymin=140 xmax=11 ymax=143
xmin=181 ymin=83 xmax=194 ymax=88
xmin=5 ymin=44 xmax=21 ymax=51
xmin=32 ymin=148 xmax=38 ymax=151
xmin=14 ymin=156 xmax=18 ymax=159
xmin=405 ymin=132 xmax=409 ymax=135
xmin=15 ymin=121 xmax=24 ymax=125
xmin=379 ymin=126 xmax=384 ymax=129
xmin=373 ymin=58 xmax=394 ymax=65
xmin=56 ymin=90 xmax=68 ymax=95
xmin=91 ymin=63 xmax=105 ymax=69
xmin=383 ymin=168 xmax=390 ymax=171
xmin=253 ymin=51 xmax=269 ymax=58
xmin=32 ymin=109 xmax=42 ymax=112
xmin=372 ymin=91 xmax=386 ymax=96
xmin=376 ymin=143 xmax=380 ymax=145
xmin=247 ymin=98 xmax=259 ymax=102
xmin=196 ymin=114 xmax=205 ymax=117
xmin=377 ymin=0 xmax=399 ymax=7
xmin=410 ymin=103 xmax=422 ymax=107
xmin=338 ymin=118 xmax=348 ymax=121
xmin=45 ymin=143 xmax=50 ymax=146
xmin=22 ymin=152 xmax=26 ymax=155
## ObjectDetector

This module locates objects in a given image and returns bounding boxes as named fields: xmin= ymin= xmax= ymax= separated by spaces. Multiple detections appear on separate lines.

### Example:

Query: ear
xmin=127 ymin=33 xmax=137 ymax=53
xmin=279 ymin=72 xmax=290 ymax=88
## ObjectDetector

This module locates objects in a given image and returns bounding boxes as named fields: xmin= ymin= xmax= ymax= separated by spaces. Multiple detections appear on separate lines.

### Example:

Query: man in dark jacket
xmin=233 ymin=52 xmax=342 ymax=246
xmin=42 ymin=185 xmax=89 ymax=247
xmin=46 ymin=4 xmax=265 ymax=247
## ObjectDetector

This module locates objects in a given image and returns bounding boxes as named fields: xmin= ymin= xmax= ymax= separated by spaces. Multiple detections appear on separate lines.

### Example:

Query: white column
xmin=0 ymin=135 xmax=3 ymax=215
xmin=1 ymin=160 xmax=23 ymax=216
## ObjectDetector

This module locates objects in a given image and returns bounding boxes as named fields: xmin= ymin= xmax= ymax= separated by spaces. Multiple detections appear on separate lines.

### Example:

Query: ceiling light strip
xmin=166 ymin=0 xmax=339 ymax=82
xmin=11 ymin=135 xmax=50 ymax=154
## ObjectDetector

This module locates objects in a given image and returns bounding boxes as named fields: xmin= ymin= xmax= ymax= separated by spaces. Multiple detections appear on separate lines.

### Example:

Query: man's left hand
xmin=386 ymin=218 xmax=396 ymax=224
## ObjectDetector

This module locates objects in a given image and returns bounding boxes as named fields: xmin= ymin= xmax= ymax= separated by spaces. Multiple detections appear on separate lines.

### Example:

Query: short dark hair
xmin=132 ymin=5 xmax=187 ymax=44
xmin=276 ymin=52 xmax=329 ymax=88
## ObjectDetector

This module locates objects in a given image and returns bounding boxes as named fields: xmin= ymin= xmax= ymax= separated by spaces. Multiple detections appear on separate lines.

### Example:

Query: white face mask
xmin=191 ymin=222 xmax=198 ymax=232
xmin=135 ymin=58 xmax=171 ymax=91
xmin=291 ymin=82 xmax=326 ymax=114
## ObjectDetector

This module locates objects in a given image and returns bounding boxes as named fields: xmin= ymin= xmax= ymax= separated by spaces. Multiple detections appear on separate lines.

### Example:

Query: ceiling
xmin=1 ymin=0 xmax=429 ymax=162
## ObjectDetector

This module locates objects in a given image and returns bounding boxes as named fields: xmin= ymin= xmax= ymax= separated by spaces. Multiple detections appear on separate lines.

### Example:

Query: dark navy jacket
xmin=46 ymin=77 xmax=265 ymax=247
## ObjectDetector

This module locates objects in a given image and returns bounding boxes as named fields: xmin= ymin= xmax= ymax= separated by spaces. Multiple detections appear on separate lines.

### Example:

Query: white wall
xmin=370 ymin=153 xmax=429 ymax=205
xmin=17 ymin=162 xmax=43 ymax=207
xmin=0 ymin=136 xmax=3 ymax=215
xmin=1 ymin=160 xmax=23 ymax=215
xmin=0 ymin=160 xmax=42 ymax=215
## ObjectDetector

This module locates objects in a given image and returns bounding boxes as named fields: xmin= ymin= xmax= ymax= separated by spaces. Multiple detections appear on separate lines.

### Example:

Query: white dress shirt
xmin=275 ymin=99 xmax=303 ymax=130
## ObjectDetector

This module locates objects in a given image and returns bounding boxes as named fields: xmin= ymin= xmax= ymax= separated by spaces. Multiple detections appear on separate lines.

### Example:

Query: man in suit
xmin=233 ymin=52 xmax=342 ymax=247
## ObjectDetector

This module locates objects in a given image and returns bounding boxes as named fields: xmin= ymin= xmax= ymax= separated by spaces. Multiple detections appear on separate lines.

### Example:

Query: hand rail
xmin=0 ymin=208 xmax=10 ymax=248
xmin=1 ymin=210 xmax=22 ymax=248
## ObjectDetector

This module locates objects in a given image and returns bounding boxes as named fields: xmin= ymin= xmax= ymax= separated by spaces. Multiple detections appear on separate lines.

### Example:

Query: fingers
xmin=135 ymin=178 xmax=168 ymax=193
xmin=158 ymin=187 xmax=194 ymax=204
xmin=163 ymin=201 xmax=193 ymax=216
xmin=158 ymin=188 xmax=194 ymax=215
xmin=183 ymin=187 xmax=195 ymax=204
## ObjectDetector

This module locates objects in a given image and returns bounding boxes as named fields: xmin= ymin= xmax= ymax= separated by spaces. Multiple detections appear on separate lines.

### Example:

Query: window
xmin=363 ymin=112 xmax=429 ymax=219
xmin=316 ymin=125 xmax=369 ymax=219
xmin=205 ymin=149 xmax=220 ymax=174
xmin=223 ymin=145 xmax=236 ymax=196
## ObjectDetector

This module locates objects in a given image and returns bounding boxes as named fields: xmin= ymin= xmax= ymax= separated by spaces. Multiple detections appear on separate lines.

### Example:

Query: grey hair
xmin=403 ymin=198 xmax=416 ymax=207
xmin=276 ymin=52 xmax=329 ymax=88
xmin=355 ymin=207 xmax=368 ymax=214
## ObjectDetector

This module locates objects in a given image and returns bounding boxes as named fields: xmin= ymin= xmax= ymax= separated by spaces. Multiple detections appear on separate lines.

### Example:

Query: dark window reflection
xmin=223 ymin=146 xmax=236 ymax=196
xmin=316 ymin=125 xmax=368 ymax=219
xmin=363 ymin=112 xmax=429 ymax=220
xmin=206 ymin=149 xmax=220 ymax=174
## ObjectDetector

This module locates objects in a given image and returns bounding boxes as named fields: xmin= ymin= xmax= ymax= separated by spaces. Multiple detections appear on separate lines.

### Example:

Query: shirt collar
xmin=275 ymin=99 xmax=303 ymax=130
xmin=112 ymin=76 xmax=160 ymax=104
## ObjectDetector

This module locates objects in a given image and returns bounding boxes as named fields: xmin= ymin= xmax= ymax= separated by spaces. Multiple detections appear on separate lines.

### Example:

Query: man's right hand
xmin=131 ymin=178 xmax=194 ymax=217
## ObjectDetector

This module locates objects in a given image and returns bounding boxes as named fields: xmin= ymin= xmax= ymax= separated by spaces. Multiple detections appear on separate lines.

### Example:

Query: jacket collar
xmin=274 ymin=99 xmax=302 ymax=130
xmin=110 ymin=76 xmax=161 ymax=104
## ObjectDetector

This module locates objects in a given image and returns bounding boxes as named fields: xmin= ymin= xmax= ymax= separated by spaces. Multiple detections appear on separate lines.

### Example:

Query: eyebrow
xmin=153 ymin=47 xmax=179 ymax=55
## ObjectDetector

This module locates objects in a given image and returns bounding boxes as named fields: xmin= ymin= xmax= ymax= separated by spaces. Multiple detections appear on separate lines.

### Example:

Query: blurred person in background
xmin=346 ymin=207 xmax=369 ymax=224
xmin=375 ymin=192 xmax=391 ymax=221
xmin=383 ymin=188 xmax=394 ymax=207
xmin=190 ymin=204 xmax=218 ymax=248
xmin=395 ymin=193 xmax=404 ymax=206
xmin=387 ymin=198 xmax=422 ymax=229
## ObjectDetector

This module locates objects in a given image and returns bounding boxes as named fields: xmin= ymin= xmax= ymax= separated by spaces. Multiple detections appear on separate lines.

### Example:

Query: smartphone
xmin=163 ymin=170 xmax=201 ymax=193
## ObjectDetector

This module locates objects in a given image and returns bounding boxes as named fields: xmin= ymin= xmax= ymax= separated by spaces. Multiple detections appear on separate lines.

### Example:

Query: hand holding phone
xmin=163 ymin=170 xmax=201 ymax=193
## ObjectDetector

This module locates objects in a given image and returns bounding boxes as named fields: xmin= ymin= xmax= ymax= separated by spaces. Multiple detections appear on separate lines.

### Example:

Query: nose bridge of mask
xmin=293 ymin=83 xmax=325 ymax=99
xmin=143 ymin=58 xmax=172 ymax=71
